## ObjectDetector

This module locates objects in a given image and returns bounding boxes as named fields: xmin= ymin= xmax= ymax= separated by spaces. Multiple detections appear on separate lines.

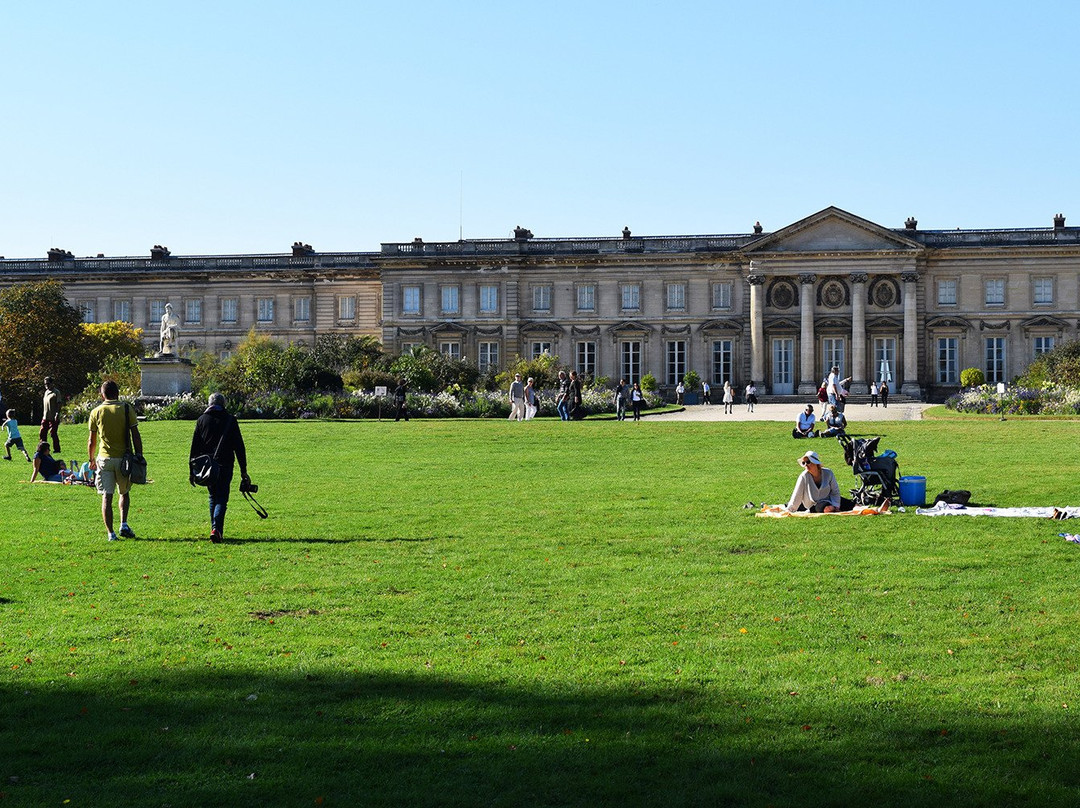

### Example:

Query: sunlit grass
xmin=2 ymin=417 xmax=1079 ymax=806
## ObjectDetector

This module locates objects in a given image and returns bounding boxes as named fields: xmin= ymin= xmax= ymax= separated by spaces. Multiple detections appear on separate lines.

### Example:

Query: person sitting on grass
xmin=786 ymin=450 xmax=841 ymax=513
xmin=30 ymin=442 xmax=72 ymax=483
xmin=792 ymin=405 xmax=819 ymax=439
xmin=822 ymin=404 xmax=848 ymax=437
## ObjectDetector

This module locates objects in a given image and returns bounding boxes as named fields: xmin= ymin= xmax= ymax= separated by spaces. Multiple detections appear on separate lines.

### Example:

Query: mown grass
xmin=2 ymin=417 xmax=1080 ymax=807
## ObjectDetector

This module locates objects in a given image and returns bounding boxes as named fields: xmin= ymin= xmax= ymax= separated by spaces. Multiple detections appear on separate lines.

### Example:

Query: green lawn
xmin=2 ymin=417 xmax=1080 ymax=807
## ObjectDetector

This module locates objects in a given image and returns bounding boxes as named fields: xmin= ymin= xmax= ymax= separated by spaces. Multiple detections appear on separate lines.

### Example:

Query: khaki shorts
xmin=95 ymin=456 xmax=132 ymax=496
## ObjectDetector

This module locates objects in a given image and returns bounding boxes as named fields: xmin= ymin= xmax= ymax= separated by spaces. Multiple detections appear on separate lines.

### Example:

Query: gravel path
xmin=648 ymin=402 xmax=935 ymax=423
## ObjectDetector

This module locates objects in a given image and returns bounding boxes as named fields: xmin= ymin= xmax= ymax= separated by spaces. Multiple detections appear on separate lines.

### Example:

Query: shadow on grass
xmin=4 ymin=670 xmax=1080 ymax=807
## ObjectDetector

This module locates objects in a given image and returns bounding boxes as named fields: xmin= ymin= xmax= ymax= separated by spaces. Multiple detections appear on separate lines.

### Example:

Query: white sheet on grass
xmin=915 ymin=502 xmax=1080 ymax=518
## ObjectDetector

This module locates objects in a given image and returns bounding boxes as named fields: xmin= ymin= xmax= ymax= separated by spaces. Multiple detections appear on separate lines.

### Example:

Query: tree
xmin=311 ymin=335 xmax=385 ymax=374
xmin=82 ymin=321 xmax=145 ymax=362
xmin=0 ymin=281 xmax=94 ymax=419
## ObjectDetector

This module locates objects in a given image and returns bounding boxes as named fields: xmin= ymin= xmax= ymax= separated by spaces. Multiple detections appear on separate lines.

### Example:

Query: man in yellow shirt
xmin=87 ymin=380 xmax=143 ymax=541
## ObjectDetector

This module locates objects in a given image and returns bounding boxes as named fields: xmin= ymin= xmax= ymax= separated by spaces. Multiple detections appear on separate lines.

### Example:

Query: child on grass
xmin=3 ymin=409 xmax=32 ymax=462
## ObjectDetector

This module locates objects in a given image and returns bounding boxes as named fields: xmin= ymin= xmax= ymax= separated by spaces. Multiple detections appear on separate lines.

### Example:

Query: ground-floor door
xmin=874 ymin=337 xmax=896 ymax=386
xmin=772 ymin=337 xmax=794 ymax=395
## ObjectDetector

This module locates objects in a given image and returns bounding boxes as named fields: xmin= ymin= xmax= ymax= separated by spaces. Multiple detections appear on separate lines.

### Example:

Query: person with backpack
xmin=189 ymin=393 xmax=249 ymax=544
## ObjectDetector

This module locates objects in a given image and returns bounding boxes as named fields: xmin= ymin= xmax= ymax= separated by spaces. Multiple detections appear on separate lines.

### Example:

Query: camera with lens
xmin=240 ymin=477 xmax=258 ymax=494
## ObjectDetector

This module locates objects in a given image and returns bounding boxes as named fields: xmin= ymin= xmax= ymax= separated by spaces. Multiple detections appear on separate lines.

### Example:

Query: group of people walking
xmin=5 ymin=375 xmax=253 ymax=544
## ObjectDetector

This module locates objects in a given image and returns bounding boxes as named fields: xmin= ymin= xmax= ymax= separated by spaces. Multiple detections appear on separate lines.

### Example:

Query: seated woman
xmin=30 ymin=442 xmax=72 ymax=483
xmin=822 ymin=405 xmax=848 ymax=437
xmin=792 ymin=405 xmax=818 ymax=438
xmin=786 ymin=450 xmax=842 ymax=513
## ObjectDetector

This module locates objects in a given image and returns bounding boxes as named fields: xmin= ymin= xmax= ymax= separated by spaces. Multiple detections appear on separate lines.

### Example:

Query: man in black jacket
xmin=189 ymin=393 xmax=249 ymax=543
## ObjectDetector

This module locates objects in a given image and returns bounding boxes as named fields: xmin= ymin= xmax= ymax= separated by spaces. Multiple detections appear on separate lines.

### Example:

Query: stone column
xmin=901 ymin=271 xmax=921 ymax=398
xmin=849 ymin=272 xmax=868 ymax=394
xmin=797 ymin=273 xmax=817 ymax=394
xmin=748 ymin=271 xmax=766 ymax=389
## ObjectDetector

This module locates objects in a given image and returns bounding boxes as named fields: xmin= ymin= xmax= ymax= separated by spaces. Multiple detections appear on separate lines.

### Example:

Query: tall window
xmin=112 ymin=300 xmax=131 ymax=322
xmin=439 ymin=341 xmax=461 ymax=360
xmin=712 ymin=282 xmax=732 ymax=310
xmin=985 ymin=337 xmax=1006 ymax=383
xmin=1034 ymin=336 xmax=1055 ymax=356
xmin=338 ymin=295 xmax=356 ymax=320
xmin=402 ymin=285 xmax=421 ymax=315
xmin=666 ymin=283 xmax=686 ymax=311
xmin=478 ymin=342 xmax=500 ymax=372
xmin=666 ymin=340 xmax=687 ymax=385
xmin=221 ymin=298 xmax=238 ymax=324
xmin=79 ymin=301 xmax=96 ymax=323
xmin=440 ymin=286 xmax=460 ymax=315
xmin=294 ymin=296 xmax=311 ymax=322
xmin=823 ymin=338 xmax=845 ymax=379
xmin=621 ymin=341 xmax=641 ymax=383
xmin=937 ymin=279 xmax=957 ymax=306
xmin=576 ymin=284 xmax=595 ymax=312
xmin=531 ymin=341 xmax=552 ymax=359
xmin=150 ymin=300 xmax=166 ymax=324
xmin=712 ymin=340 xmax=733 ymax=386
xmin=479 ymin=285 xmax=499 ymax=314
xmin=936 ymin=337 xmax=958 ymax=384
xmin=576 ymin=341 xmax=596 ymax=378
xmin=985 ymin=279 xmax=1005 ymax=306
xmin=1033 ymin=278 xmax=1053 ymax=305
xmin=185 ymin=299 xmax=202 ymax=324
xmin=621 ymin=283 xmax=641 ymax=311
xmin=532 ymin=285 xmax=551 ymax=312
xmin=257 ymin=297 xmax=275 ymax=323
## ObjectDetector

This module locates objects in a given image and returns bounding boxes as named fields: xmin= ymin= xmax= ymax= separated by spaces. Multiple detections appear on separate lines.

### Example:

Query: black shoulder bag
xmin=120 ymin=403 xmax=148 ymax=484
xmin=189 ymin=416 xmax=233 ymax=487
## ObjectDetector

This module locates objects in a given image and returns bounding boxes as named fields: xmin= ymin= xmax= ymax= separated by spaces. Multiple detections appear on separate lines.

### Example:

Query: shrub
xmin=640 ymin=373 xmax=658 ymax=392
xmin=960 ymin=367 xmax=985 ymax=388
xmin=1016 ymin=338 xmax=1080 ymax=389
xmin=682 ymin=370 xmax=702 ymax=391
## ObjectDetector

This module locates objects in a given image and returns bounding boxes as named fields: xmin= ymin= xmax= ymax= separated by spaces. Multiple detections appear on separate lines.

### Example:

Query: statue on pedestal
xmin=158 ymin=303 xmax=180 ymax=357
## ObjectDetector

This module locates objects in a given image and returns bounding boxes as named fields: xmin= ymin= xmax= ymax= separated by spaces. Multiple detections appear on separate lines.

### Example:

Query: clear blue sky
xmin=2 ymin=1 xmax=1077 ymax=258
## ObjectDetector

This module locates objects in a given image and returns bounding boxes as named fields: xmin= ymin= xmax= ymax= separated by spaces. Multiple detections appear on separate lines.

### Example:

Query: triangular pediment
xmin=744 ymin=207 xmax=923 ymax=254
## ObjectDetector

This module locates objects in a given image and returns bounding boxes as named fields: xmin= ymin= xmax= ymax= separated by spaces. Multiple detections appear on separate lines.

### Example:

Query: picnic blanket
xmin=915 ymin=502 xmax=1080 ymax=518
xmin=756 ymin=504 xmax=891 ymax=518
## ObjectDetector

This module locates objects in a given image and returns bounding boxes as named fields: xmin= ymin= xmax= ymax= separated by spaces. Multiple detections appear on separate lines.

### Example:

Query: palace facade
xmin=0 ymin=242 xmax=381 ymax=358
xmin=2 ymin=207 xmax=1077 ymax=401
xmin=379 ymin=207 xmax=1079 ymax=401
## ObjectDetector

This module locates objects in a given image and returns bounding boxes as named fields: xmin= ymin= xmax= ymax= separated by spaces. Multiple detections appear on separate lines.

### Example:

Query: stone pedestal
xmin=140 ymin=357 xmax=193 ymax=396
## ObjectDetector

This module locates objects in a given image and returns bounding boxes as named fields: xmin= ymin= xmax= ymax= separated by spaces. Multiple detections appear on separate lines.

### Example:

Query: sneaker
xmin=119 ymin=525 xmax=136 ymax=539
xmin=210 ymin=530 xmax=223 ymax=544
xmin=108 ymin=532 xmax=119 ymax=542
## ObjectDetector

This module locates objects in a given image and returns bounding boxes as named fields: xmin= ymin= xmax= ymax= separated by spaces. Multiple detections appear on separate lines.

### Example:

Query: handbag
xmin=121 ymin=403 xmax=148 ymax=484
xmin=189 ymin=415 xmax=233 ymax=487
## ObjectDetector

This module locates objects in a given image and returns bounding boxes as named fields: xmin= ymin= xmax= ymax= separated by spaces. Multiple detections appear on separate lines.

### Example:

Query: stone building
xmin=0 ymin=242 xmax=381 ymax=358
xmin=3 ymin=207 xmax=1076 ymax=400
xmin=379 ymin=207 xmax=1079 ymax=400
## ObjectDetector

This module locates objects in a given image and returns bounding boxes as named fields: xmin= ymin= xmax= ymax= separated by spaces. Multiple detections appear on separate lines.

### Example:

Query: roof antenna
xmin=459 ymin=171 xmax=464 ymax=241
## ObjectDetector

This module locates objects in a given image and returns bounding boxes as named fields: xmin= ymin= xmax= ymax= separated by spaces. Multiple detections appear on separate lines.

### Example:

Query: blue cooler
xmin=899 ymin=475 xmax=926 ymax=507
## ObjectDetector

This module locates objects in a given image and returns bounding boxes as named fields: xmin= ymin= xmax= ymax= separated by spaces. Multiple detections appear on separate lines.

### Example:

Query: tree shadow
xmin=4 ymin=670 xmax=1080 ymax=806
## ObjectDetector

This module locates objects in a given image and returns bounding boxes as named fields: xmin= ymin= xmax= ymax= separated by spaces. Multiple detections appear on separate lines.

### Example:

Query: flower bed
xmin=944 ymin=384 xmax=1080 ymax=415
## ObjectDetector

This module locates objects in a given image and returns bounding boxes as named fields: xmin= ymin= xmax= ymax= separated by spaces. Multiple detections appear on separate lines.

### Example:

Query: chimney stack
xmin=1054 ymin=213 xmax=1066 ymax=229
xmin=905 ymin=217 xmax=918 ymax=230
xmin=753 ymin=221 xmax=763 ymax=234
xmin=150 ymin=245 xmax=171 ymax=260
xmin=291 ymin=241 xmax=315 ymax=257
xmin=47 ymin=248 xmax=73 ymax=263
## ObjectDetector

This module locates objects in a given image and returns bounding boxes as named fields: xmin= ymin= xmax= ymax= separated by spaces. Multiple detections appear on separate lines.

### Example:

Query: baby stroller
xmin=836 ymin=435 xmax=899 ymax=507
